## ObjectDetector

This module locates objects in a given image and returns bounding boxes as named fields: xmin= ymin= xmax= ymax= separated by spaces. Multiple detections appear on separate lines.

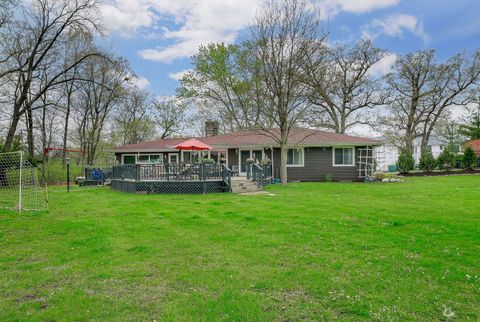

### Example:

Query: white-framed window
xmin=133 ymin=154 xmax=163 ymax=164
xmin=287 ymin=148 xmax=304 ymax=167
xmin=333 ymin=147 xmax=354 ymax=166
xmin=149 ymin=155 xmax=162 ymax=163
xmin=122 ymin=154 xmax=136 ymax=164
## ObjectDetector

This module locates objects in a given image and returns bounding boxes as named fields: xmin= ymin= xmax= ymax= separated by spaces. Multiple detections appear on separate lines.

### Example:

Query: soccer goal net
xmin=0 ymin=151 xmax=46 ymax=212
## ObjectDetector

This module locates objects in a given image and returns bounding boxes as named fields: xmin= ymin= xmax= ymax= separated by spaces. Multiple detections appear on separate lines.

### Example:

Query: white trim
xmin=286 ymin=147 xmax=305 ymax=167
xmin=332 ymin=147 xmax=355 ymax=167
xmin=238 ymin=149 xmax=265 ymax=174
xmin=168 ymin=153 xmax=179 ymax=163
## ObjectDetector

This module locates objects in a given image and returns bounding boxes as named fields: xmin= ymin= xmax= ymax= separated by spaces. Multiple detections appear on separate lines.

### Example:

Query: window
xmin=333 ymin=147 xmax=354 ymax=166
xmin=150 ymin=155 xmax=162 ymax=163
xmin=287 ymin=148 xmax=304 ymax=166
xmin=182 ymin=151 xmax=192 ymax=163
xmin=123 ymin=155 xmax=136 ymax=164
xmin=129 ymin=154 xmax=163 ymax=164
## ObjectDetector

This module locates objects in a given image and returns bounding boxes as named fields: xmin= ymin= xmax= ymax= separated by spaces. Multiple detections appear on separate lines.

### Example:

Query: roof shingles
xmin=114 ymin=128 xmax=381 ymax=152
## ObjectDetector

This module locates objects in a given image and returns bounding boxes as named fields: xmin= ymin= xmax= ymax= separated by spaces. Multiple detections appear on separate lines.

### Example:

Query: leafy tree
xmin=459 ymin=107 xmax=480 ymax=140
xmin=153 ymin=96 xmax=189 ymax=139
xmin=113 ymin=90 xmax=155 ymax=145
xmin=463 ymin=146 xmax=477 ymax=170
xmin=437 ymin=149 xmax=455 ymax=171
xmin=396 ymin=149 xmax=415 ymax=173
xmin=178 ymin=43 xmax=263 ymax=131
xmin=419 ymin=151 xmax=436 ymax=172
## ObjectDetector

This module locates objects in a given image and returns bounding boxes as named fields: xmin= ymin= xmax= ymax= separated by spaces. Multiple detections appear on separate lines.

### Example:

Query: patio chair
xmin=231 ymin=165 xmax=239 ymax=176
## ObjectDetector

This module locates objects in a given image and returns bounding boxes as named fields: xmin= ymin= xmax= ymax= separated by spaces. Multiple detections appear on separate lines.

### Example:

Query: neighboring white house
xmin=374 ymin=141 xmax=399 ymax=172
xmin=412 ymin=136 xmax=446 ymax=163
xmin=375 ymin=135 xmax=463 ymax=172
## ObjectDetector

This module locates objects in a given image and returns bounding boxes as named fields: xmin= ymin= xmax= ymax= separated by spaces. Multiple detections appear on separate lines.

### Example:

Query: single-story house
xmin=114 ymin=127 xmax=382 ymax=182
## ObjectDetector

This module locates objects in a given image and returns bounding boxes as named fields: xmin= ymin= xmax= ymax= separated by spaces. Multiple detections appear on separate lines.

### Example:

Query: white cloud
xmin=334 ymin=0 xmax=400 ymax=13
xmin=363 ymin=14 xmax=429 ymax=43
xmin=127 ymin=75 xmax=150 ymax=90
xmin=369 ymin=53 xmax=397 ymax=76
xmin=168 ymin=69 xmax=191 ymax=81
xmin=101 ymin=0 xmax=155 ymax=35
xmin=101 ymin=0 xmax=402 ymax=63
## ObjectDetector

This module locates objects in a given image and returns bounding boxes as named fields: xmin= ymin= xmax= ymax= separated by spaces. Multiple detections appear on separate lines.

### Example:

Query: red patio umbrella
xmin=174 ymin=138 xmax=212 ymax=163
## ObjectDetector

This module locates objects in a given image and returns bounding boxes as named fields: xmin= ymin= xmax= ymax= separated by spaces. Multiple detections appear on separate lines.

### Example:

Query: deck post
xmin=136 ymin=164 xmax=141 ymax=181
xmin=201 ymin=163 xmax=206 ymax=194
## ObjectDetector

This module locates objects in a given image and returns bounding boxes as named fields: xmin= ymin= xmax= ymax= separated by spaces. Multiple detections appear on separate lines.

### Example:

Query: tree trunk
xmin=404 ymin=130 xmax=415 ymax=154
xmin=26 ymin=106 xmax=35 ymax=158
xmin=280 ymin=142 xmax=288 ymax=186
xmin=3 ymin=107 xmax=22 ymax=151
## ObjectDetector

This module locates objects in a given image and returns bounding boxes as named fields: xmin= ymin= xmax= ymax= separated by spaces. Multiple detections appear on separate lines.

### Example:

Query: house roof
xmin=114 ymin=128 xmax=382 ymax=153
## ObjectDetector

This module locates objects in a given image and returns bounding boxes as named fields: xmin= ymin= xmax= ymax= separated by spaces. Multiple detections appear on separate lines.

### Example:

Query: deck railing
xmin=247 ymin=163 xmax=273 ymax=187
xmin=113 ymin=163 xmax=231 ymax=183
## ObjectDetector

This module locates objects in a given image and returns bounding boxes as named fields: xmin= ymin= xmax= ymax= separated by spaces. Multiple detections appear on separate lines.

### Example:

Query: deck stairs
xmin=230 ymin=177 xmax=262 ymax=194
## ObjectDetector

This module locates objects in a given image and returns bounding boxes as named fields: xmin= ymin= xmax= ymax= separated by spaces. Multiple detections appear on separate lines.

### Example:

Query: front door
xmin=240 ymin=150 xmax=251 ymax=173
xmin=252 ymin=150 xmax=263 ymax=163
xmin=239 ymin=149 xmax=263 ymax=174
xmin=168 ymin=153 xmax=179 ymax=164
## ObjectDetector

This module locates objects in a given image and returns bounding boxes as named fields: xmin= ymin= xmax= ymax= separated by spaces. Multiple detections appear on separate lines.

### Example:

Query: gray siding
xmin=272 ymin=147 xmax=364 ymax=182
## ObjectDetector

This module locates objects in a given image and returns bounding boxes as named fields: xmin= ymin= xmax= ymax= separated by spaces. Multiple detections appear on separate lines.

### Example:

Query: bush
xmin=463 ymin=147 xmax=477 ymax=170
xmin=419 ymin=151 xmax=436 ymax=172
xmin=324 ymin=173 xmax=333 ymax=182
xmin=373 ymin=172 xmax=386 ymax=181
xmin=454 ymin=154 xmax=464 ymax=169
xmin=42 ymin=159 xmax=83 ymax=184
xmin=396 ymin=149 xmax=414 ymax=173
xmin=437 ymin=149 xmax=455 ymax=171
xmin=198 ymin=157 xmax=215 ymax=164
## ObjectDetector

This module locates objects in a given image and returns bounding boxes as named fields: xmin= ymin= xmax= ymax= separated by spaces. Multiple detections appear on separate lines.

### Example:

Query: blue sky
xmin=99 ymin=0 xmax=480 ymax=96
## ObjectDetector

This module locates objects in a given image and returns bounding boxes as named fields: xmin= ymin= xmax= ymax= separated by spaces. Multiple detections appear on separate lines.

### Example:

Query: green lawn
xmin=0 ymin=176 xmax=479 ymax=321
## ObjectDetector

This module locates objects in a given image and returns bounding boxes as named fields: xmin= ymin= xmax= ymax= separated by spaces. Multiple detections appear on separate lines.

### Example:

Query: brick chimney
xmin=204 ymin=121 xmax=219 ymax=137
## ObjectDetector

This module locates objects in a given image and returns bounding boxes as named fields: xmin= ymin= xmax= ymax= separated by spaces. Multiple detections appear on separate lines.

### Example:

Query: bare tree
xmin=0 ymin=0 xmax=15 ymax=29
xmin=58 ymin=31 xmax=96 ymax=161
xmin=152 ymin=96 xmax=189 ymax=139
xmin=73 ymin=55 xmax=129 ymax=165
xmin=249 ymin=0 xmax=324 ymax=184
xmin=382 ymin=50 xmax=480 ymax=153
xmin=0 ymin=0 xmax=102 ymax=152
xmin=303 ymin=39 xmax=387 ymax=133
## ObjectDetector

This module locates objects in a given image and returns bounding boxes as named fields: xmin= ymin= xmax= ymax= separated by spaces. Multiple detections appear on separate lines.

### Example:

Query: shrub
xmin=454 ymin=154 xmax=464 ymax=169
xmin=419 ymin=151 xmax=436 ymax=172
xmin=324 ymin=173 xmax=333 ymax=182
xmin=373 ymin=172 xmax=386 ymax=181
xmin=42 ymin=159 xmax=83 ymax=184
xmin=437 ymin=149 xmax=455 ymax=171
xmin=463 ymin=147 xmax=477 ymax=170
xmin=396 ymin=149 xmax=414 ymax=173
xmin=198 ymin=157 xmax=215 ymax=164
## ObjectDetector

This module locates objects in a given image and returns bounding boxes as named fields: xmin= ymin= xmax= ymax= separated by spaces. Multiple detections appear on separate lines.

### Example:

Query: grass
xmin=0 ymin=176 xmax=479 ymax=321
